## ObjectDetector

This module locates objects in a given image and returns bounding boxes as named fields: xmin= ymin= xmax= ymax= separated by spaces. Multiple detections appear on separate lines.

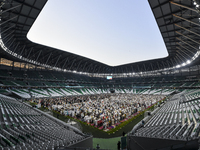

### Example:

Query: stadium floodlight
xmin=182 ymin=63 xmax=186 ymax=66
xmin=194 ymin=1 xmax=197 ymax=5
xmin=176 ymin=65 xmax=180 ymax=68
xmin=186 ymin=60 xmax=191 ymax=64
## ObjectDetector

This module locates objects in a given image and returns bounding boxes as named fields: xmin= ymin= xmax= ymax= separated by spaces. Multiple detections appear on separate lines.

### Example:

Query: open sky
xmin=27 ymin=0 xmax=168 ymax=66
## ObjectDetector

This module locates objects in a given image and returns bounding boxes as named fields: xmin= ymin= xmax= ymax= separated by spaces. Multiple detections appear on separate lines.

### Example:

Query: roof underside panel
xmin=0 ymin=0 xmax=200 ymax=73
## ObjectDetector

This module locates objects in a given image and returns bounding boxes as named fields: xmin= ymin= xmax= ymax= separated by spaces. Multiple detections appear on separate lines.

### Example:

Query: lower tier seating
xmin=0 ymin=95 xmax=90 ymax=149
xmin=130 ymin=93 xmax=200 ymax=141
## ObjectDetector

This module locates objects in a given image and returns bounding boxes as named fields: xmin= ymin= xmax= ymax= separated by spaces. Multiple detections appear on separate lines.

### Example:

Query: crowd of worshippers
xmin=33 ymin=93 xmax=165 ymax=129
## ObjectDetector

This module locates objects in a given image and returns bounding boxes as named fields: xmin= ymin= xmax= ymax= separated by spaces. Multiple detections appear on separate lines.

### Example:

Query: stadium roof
xmin=1 ymin=0 xmax=200 ymax=74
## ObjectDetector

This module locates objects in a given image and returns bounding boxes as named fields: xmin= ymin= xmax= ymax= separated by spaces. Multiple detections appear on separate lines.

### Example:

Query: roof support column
xmin=1 ymin=30 xmax=14 ymax=40
xmin=0 ymin=16 xmax=17 ymax=26
xmin=62 ymin=57 xmax=68 ymax=69
xmin=35 ymin=50 xmax=42 ymax=62
xmin=69 ymin=59 xmax=76 ymax=70
xmin=176 ymin=47 xmax=192 ymax=57
xmin=175 ymin=24 xmax=200 ymax=37
xmin=176 ymin=31 xmax=200 ymax=45
xmin=176 ymin=37 xmax=199 ymax=51
xmin=1 ymin=4 xmax=21 ymax=14
xmin=176 ymin=42 xmax=195 ymax=54
xmin=54 ymin=55 xmax=61 ymax=67
xmin=45 ymin=52 xmax=52 ymax=65
xmin=0 ymin=25 xmax=15 ymax=35
xmin=13 ymin=42 xmax=19 ymax=53
xmin=27 ymin=47 xmax=33 ymax=59
xmin=4 ymin=34 xmax=14 ymax=45
xmin=20 ymin=45 xmax=26 ymax=56
xmin=173 ymin=14 xmax=200 ymax=27
xmin=170 ymin=1 xmax=199 ymax=13
xmin=76 ymin=60 xmax=82 ymax=71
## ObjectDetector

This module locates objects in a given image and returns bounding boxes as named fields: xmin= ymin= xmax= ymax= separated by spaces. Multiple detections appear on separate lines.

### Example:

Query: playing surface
xmin=93 ymin=137 xmax=121 ymax=150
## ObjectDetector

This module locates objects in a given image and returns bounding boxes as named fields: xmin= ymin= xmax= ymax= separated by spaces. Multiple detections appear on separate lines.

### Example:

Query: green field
xmin=93 ymin=137 xmax=121 ymax=150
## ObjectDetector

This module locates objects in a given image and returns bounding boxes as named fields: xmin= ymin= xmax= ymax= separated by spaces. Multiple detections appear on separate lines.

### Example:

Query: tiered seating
xmin=170 ymin=82 xmax=183 ymax=87
xmin=12 ymin=80 xmax=27 ymax=86
xmin=73 ymin=89 xmax=83 ymax=95
xmin=57 ymin=82 xmax=67 ymax=87
xmin=10 ymin=89 xmax=31 ymax=99
xmin=148 ymin=89 xmax=161 ymax=95
xmin=30 ymin=89 xmax=50 ymax=98
xmin=47 ymin=88 xmax=65 ymax=97
xmin=130 ymin=94 xmax=200 ymax=141
xmin=0 ymin=89 xmax=10 ymax=95
xmin=115 ymin=89 xmax=125 ymax=94
xmin=80 ymin=89 xmax=91 ymax=95
xmin=185 ymin=90 xmax=200 ymax=101
xmin=51 ymin=72 xmax=65 ymax=80
xmin=124 ymin=89 xmax=132 ymax=93
xmin=181 ymin=82 xmax=194 ymax=87
xmin=192 ymin=82 xmax=200 ymax=87
xmin=92 ymin=88 xmax=103 ymax=94
xmin=135 ymin=89 xmax=147 ymax=94
xmin=26 ymin=71 xmax=40 ymax=80
xmin=28 ymin=81 xmax=43 ymax=87
xmin=141 ymin=89 xmax=150 ymax=94
xmin=44 ymin=81 xmax=58 ymax=87
xmin=11 ymin=70 xmax=24 ymax=79
xmin=0 ymin=95 xmax=90 ymax=149
xmin=0 ymin=80 xmax=16 ymax=86
xmin=161 ymin=89 xmax=175 ymax=95
xmin=60 ymin=88 xmax=74 ymax=96
xmin=40 ymin=71 xmax=55 ymax=80
xmin=0 ymin=70 xmax=8 ymax=77
xmin=86 ymin=88 xmax=97 ymax=94
xmin=66 ymin=88 xmax=81 ymax=96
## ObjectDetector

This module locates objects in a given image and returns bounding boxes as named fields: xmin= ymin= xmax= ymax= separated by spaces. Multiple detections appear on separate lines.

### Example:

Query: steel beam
xmin=61 ymin=57 xmax=69 ymax=69
xmin=1 ymin=4 xmax=21 ymax=14
xmin=175 ymin=24 xmax=200 ymax=37
xmin=0 ymin=25 xmax=15 ymax=34
xmin=176 ymin=42 xmax=196 ymax=55
xmin=170 ymin=1 xmax=199 ymax=13
xmin=54 ymin=55 xmax=61 ymax=67
xmin=176 ymin=31 xmax=200 ymax=45
xmin=35 ymin=50 xmax=42 ymax=62
xmin=176 ymin=47 xmax=192 ymax=57
xmin=0 ymin=16 xmax=18 ymax=26
xmin=176 ymin=37 xmax=199 ymax=51
xmin=173 ymin=14 xmax=200 ymax=27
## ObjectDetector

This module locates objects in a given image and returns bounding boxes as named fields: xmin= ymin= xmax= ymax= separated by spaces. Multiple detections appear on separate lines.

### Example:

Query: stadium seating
xmin=0 ymin=94 xmax=91 ymax=149
xmin=129 ymin=93 xmax=200 ymax=148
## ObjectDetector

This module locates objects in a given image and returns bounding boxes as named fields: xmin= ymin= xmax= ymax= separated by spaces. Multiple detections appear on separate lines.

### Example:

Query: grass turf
xmin=93 ymin=137 xmax=121 ymax=150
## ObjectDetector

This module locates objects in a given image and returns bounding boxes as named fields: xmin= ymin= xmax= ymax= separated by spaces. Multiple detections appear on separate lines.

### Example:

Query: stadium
xmin=1 ymin=0 xmax=200 ymax=149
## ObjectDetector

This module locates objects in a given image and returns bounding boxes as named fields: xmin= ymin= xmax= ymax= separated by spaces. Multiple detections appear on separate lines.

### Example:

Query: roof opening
xmin=27 ymin=0 xmax=168 ymax=66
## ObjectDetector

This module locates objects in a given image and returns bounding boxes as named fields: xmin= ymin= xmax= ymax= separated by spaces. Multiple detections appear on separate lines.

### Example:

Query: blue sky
xmin=27 ymin=0 xmax=168 ymax=66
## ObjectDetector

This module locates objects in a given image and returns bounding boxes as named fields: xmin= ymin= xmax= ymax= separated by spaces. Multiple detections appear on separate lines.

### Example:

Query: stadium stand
xmin=1 ymin=0 xmax=200 ymax=149
xmin=0 ymin=94 xmax=92 ymax=149
xmin=128 ymin=93 xmax=200 ymax=149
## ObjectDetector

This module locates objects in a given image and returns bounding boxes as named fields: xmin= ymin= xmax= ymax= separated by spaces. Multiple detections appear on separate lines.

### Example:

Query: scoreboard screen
xmin=107 ymin=76 xmax=112 ymax=80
